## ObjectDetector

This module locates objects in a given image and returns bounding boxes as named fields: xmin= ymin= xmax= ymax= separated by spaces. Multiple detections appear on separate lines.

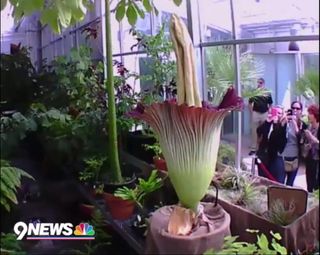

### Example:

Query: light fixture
xmin=288 ymin=41 xmax=300 ymax=51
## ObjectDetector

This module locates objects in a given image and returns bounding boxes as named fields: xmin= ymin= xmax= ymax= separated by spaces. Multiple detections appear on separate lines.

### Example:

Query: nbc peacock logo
xmin=74 ymin=223 xmax=95 ymax=237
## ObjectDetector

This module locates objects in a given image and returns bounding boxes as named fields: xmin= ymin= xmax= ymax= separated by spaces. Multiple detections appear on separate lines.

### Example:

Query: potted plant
xmin=129 ymin=14 xmax=244 ymax=254
xmin=142 ymin=131 xmax=168 ymax=171
xmin=144 ymin=142 xmax=167 ymax=171
xmin=78 ymin=156 xmax=106 ymax=218
xmin=104 ymin=169 xmax=163 ymax=220
xmin=79 ymin=156 xmax=106 ymax=195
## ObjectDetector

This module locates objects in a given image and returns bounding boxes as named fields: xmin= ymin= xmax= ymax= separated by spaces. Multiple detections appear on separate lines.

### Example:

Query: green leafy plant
xmin=264 ymin=199 xmax=299 ymax=226
xmin=29 ymin=104 xmax=85 ymax=167
xmin=49 ymin=46 xmax=110 ymax=156
xmin=132 ymin=25 xmax=176 ymax=103
xmin=217 ymin=141 xmax=236 ymax=166
xmin=295 ymin=69 xmax=319 ymax=103
xmin=52 ymin=46 xmax=106 ymax=112
xmin=213 ymin=166 xmax=249 ymax=190
xmin=234 ymin=181 xmax=260 ymax=206
xmin=204 ymin=229 xmax=287 ymax=255
xmin=0 ymin=111 xmax=37 ymax=158
xmin=114 ymin=170 xmax=163 ymax=209
xmin=0 ymin=46 xmax=40 ymax=113
xmin=130 ymin=25 xmax=177 ymax=134
xmin=113 ymin=60 xmax=140 ymax=135
xmin=0 ymin=232 xmax=26 ymax=255
xmin=79 ymin=156 xmax=106 ymax=183
xmin=0 ymin=159 xmax=34 ymax=211
xmin=211 ymin=168 xmax=264 ymax=212
xmin=143 ymin=142 xmax=162 ymax=158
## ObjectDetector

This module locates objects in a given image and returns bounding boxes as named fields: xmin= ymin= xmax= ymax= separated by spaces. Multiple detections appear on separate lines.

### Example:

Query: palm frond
xmin=242 ymin=87 xmax=271 ymax=99
xmin=295 ymin=70 xmax=319 ymax=102
xmin=206 ymin=47 xmax=265 ymax=105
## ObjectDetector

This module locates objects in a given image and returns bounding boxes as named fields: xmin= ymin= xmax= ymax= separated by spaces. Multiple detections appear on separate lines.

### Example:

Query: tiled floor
xmin=222 ymin=134 xmax=307 ymax=190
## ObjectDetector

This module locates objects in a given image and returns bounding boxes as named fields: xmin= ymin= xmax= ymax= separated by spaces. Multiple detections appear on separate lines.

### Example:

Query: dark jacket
xmin=257 ymin=121 xmax=287 ymax=161
xmin=249 ymin=93 xmax=273 ymax=113
xmin=297 ymin=120 xmax=308 ymax=158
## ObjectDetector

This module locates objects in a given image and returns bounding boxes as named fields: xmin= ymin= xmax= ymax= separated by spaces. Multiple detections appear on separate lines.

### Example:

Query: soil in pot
xmin=103 ymin=175 xmax=137 ymax=194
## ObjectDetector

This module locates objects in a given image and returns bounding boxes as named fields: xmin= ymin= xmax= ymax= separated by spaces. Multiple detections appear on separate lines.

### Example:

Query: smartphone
xmin=287 ymin=109 xmax=293 ymax=116
xmin=271 ymin=108 xmax=278 ymax=118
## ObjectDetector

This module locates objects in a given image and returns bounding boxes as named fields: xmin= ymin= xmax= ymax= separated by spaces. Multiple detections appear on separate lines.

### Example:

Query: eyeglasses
xmin=291 ymin=107 xmax=301 ymax=110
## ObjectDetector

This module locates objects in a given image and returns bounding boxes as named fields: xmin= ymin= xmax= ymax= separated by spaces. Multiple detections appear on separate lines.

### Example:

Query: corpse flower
xmin=129 ymin=14 xmax=243 ymax=225
xmin=129 ymin=87 xmax=243 ymax=211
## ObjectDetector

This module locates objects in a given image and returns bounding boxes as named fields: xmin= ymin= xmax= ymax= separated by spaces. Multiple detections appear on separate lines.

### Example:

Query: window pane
xmin=120 ymin=9 xmax=152 ymax=53
xmin=303 ymin=53 xmax=319 ymax=71
xmin=233 ymin=0 xmax=319 ymax=39
xmin=198 ymin=0 xmax=233 ymax=42
xmin=120 ymin=54 xmax=147 ymax=94
xmin=153 ymin=0 xmax=188 ymax=34
xmin=109 ymin=1 xmax=121 ymax=54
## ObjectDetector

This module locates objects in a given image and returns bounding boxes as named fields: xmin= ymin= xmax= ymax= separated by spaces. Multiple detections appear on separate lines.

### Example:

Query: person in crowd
xmin=280 ymin=101 xmax=307 ymax=186
xmin=256 ymin=105 xmax=287 ymax=183
xmin=303 ymin=104 xmax=319 ymax=192
xmin=248 ymin=78 xmax=273 ymax=155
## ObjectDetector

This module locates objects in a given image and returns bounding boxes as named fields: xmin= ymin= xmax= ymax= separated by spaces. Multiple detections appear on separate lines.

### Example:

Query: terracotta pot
xmin=103 ymin=192 xmax=135 ymax=220
xmin=153 ymin=156 xmax=167 ymax=171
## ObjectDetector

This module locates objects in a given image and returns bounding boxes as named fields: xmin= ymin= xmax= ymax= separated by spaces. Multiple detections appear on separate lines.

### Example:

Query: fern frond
xmin=0 ymin=159 xmax=34 ymax=211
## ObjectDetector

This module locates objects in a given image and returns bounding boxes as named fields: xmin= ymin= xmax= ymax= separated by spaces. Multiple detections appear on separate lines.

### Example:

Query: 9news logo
xmin=14 ymin=222 xmax=95 ymax=240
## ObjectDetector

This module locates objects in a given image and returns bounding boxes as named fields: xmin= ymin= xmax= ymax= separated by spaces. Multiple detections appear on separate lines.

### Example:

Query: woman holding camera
xmin=303 ymin=104 xmax=319 ymax=192
xmin=280 ymin=101 xmax=307 ymax=186
xmin=256 ymin=106 xmax=287 ymax=183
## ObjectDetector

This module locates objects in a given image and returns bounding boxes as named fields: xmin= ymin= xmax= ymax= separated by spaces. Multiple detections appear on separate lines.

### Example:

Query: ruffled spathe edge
xmin=128 ymin=86 xmax=243 ymax=120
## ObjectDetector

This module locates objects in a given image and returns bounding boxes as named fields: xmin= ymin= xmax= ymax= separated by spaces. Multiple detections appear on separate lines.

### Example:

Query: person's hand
xmin=266 ymin=112 xmax=273 ymax=122
xmin=304 ymin=129 xmax=312 ymax=139
xmin=279 ymin=115 xmax=287 ymax=126
xmin=304 ymin=129 xmax=319 ymax=144
xmin=290 ymin=116 xmax=299 ymax=133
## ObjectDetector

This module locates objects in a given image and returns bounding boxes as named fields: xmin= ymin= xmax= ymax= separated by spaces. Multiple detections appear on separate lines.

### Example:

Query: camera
xmin=287 ymin=109 xmax=293 ymax=116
